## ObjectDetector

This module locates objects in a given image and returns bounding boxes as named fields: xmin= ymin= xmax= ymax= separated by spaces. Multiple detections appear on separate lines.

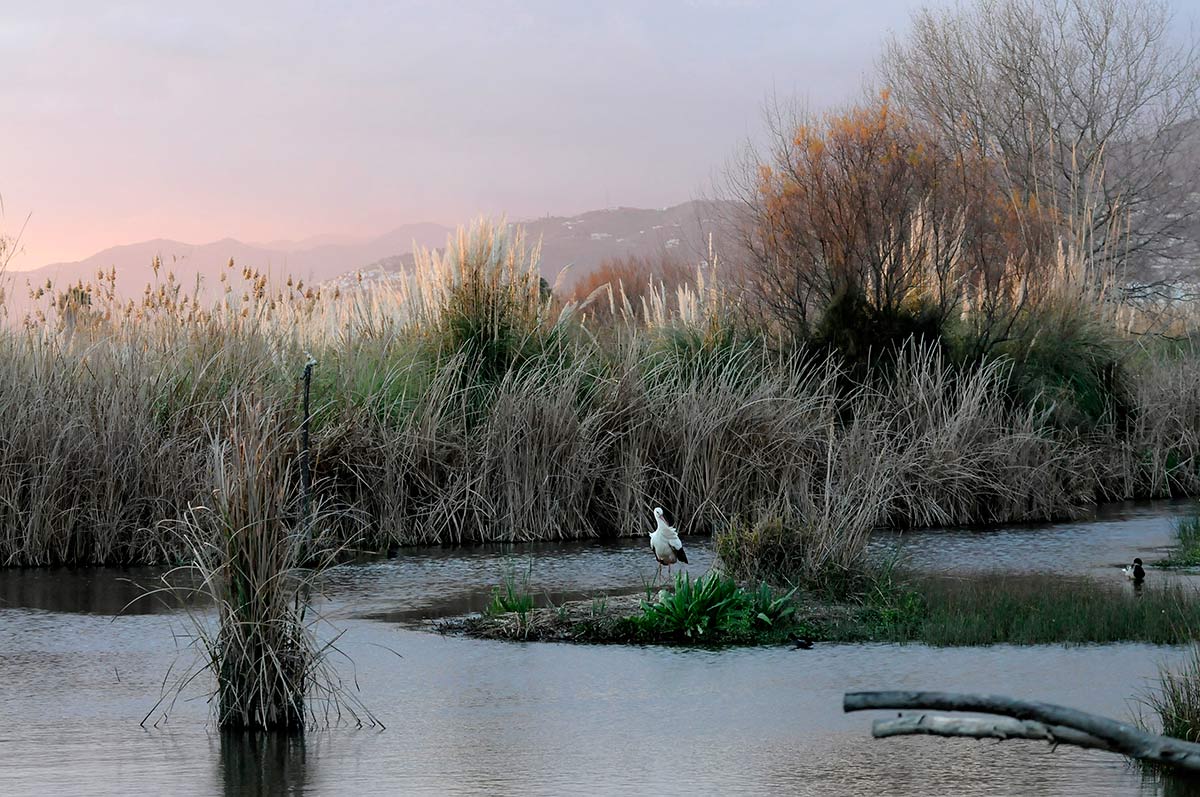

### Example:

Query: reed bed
xmin=812 ymin=574 xmax=1200 ymax=646
xmin=2 ymin=219 xmax=1200 ymax=589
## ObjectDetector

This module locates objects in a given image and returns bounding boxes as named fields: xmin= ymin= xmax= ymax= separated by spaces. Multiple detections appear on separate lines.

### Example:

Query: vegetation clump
xmin=453 ymin=566 xmax=1200 ymax=649
xmin=457 ymin=571 xmax=799 ymax=647
xmin=1141 ymin=645 xmax=1200 ymax=746
xmin=806 ymin=573 xmax=1200 ymax=647
xmin=1160 ymin=515 xmax=1200 ymax=568
xmin=145 ymin=394 xmax=373 ymax=731
xmin=484 ymin=561 xmax=536 ymax=618
xmin=621 ymin=572 xmax=797 ymax=644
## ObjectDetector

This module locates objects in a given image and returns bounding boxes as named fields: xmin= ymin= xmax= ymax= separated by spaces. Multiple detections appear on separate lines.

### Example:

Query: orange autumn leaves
xmin=751 ymin=92 xmax=1056 ymax=327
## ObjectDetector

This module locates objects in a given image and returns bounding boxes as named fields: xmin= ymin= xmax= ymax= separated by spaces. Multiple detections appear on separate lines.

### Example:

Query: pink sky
xmin=5 ymin=0 xmax=1195 ymax=269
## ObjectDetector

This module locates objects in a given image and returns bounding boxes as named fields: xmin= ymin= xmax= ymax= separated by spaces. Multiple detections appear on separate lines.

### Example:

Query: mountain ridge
xmin=5 ymin=202 xmax=734 ymax=312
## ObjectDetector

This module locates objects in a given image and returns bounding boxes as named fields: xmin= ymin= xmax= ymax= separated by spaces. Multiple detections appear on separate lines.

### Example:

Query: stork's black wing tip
xmin=676 ymin=546 xmax=689 ymax=564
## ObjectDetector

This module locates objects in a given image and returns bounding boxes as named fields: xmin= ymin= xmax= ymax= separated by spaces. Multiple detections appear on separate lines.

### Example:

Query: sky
xmin=2 ymin=0 xmax=1193 ymax=268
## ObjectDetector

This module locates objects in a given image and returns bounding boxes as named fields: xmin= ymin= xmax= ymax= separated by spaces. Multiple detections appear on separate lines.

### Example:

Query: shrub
xmin=738 ymin=92 xmax=1055 ymax=352
xmin=627 ymin=571 xmax=796 ymax=644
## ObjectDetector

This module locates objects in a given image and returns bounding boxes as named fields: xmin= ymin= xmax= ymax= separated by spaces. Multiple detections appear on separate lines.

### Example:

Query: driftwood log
xmin=844 ymin=690 xmax=1200 ymax=773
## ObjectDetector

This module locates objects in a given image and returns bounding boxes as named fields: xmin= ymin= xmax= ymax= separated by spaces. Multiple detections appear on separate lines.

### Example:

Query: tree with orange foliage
xmin=569 ymin=252 xmax=692 ymax=324
xmin=733 ymin=92 xmax=1054 ymax=356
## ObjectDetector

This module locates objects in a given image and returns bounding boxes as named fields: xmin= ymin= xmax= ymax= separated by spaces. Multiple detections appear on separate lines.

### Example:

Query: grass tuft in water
xmin=1141 ymin=645 xmax=1200 ymax=745
xmin=145 ymin=394 xmax=376 ymax=731
xmin=485 ymin=560 xmax=535 ymax=618
xmin=1160 ymin=515 xmax=1200 ymax=568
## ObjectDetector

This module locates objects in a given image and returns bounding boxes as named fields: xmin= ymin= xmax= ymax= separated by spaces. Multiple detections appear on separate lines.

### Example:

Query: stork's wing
xmin=666 ymin=531 xmax=688 ymax=563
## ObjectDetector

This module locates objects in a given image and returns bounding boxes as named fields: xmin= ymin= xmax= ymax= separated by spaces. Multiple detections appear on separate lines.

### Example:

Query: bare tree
xmin=880 ymin=0 xmax=1200 ymax=276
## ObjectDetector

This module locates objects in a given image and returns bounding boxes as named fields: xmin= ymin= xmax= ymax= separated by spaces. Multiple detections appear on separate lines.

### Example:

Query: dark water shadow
xmin=1151 ymin=769 xmax=1200 ymax=797
xmin=218 ymin=731 xmax=310 ymax=797
xmin=0 ymin=565 xmax=205 ymax=615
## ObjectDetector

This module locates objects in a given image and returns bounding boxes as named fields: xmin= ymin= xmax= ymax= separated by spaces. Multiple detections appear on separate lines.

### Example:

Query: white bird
xmin=649 ymin=507 xmax=688 ymax=581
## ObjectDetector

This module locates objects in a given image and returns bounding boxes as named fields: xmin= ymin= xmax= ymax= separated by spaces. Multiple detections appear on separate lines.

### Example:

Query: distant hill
xmin=4 ymin=200 xmax=747 ymax=318
xmin=520 ymin=200 xmax=733 ymax=287
xmin=5 ymin=222 xmax=452 ymax=313
xmin=328 ymin=200 xmax=737 ymax=294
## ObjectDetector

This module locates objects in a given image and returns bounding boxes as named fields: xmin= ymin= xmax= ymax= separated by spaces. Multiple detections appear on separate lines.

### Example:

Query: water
xmin=875 ymin=499 xmax=1200 ymax=578
xmin=2 ymin=502 xmax=1199 ymax=796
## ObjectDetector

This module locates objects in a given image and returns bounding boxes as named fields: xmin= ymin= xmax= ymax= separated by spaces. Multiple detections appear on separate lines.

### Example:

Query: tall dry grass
xmin=1 ymin=217 xmax=1199 ymax=585
xmin=878 ymin=346 xmax=1094 ymax=526
xmin=149 ymin=394 xmax=373 ymax=730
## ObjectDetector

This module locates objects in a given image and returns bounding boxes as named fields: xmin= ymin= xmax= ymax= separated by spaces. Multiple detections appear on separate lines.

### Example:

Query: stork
xmin=649 ymin=507 xmax=688 ymax=581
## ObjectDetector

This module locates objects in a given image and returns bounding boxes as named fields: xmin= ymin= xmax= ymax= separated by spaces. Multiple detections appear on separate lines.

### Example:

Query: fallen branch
xmin=845 ymin=690 xmax=1200 ymax=772
xmin=872 ymin=715 xmax=1112 ymax=751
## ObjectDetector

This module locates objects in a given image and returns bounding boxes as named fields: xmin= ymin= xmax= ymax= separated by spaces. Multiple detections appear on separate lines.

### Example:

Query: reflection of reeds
xmin=219 ymin=731 xmax=308 ymax=797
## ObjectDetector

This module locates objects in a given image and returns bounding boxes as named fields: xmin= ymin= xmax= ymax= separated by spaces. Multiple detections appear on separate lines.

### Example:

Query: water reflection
xmin=318 ymin=537 xmax=717 ymax=622
xmin=1157 ymin=771 xmax=1200 ymax=797
xmin=0 ymin=566 xmax=199 ymax=615
xmin=874 ymin=499 xmax=1199 ymax=579
xmin=218 ymin=732 xmax=309 ymax=797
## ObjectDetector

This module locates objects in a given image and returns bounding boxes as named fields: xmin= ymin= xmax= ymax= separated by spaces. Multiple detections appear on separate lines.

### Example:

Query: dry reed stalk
xmin=145 ymin=393 xmax=375 ymax=731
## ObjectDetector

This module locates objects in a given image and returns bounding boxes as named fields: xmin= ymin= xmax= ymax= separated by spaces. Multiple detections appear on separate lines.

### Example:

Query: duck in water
xmin=1123 ymin=557 xmax=1146 ymax=585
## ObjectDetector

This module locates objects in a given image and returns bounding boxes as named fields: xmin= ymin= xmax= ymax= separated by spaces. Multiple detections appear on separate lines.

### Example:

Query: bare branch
xmin=881 ymin=0 xmax=1200 ymax=273
xmin=845 ymin=690 xmax=1200 ymax=772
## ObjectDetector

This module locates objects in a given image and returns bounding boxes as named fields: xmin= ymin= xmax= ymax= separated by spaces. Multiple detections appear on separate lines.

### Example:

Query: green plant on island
xmin=1160 ymin=514 xmax=1200 ymax=568
xmin=623 ymin=571 xmax=797 ymax=644
xmin=484 ymin=560 xmax=535 ymax=619
xmin=812 ymin=572 xmax=1200 ymax=647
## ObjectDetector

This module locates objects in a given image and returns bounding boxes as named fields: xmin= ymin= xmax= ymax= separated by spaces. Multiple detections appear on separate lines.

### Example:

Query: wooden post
xmin=300 ymin=354 xmax=316 ymax=552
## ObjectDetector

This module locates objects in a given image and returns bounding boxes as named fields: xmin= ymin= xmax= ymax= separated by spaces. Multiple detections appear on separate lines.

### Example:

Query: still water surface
xmin=2 ymin=501 xmax=1199 ymax=795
